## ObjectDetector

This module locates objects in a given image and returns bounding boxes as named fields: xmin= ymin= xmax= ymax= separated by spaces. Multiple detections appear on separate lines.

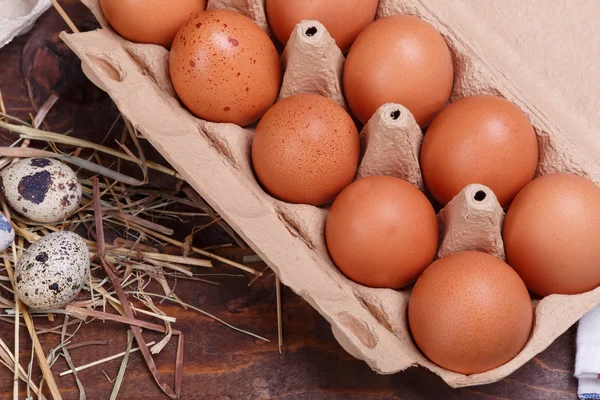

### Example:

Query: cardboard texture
xmin=437 ymin=184 xmax=506 ymax=262
xmin=61 ymin=0 xmax=600 ymax=387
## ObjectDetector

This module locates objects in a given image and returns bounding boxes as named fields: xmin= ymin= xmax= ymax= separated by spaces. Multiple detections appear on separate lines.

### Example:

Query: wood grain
xmin=0 ymin=1 xmax=579 ymax=399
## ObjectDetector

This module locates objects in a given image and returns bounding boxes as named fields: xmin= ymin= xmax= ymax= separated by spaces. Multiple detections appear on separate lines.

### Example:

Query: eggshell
xmin=1 ymin=158 xmax=82 ymax=223
xmin=15 ymin=231 xmax=90 ymax=310
xmin=409 ymin=251 xmax=533 ymax=374
xmin=0 ymin=212 xmax=14 ymax=253
xmin=420 ymin=95 xmax=538 ymax=207
xmin=252 ymin=93 xmax=360 ymax=206
xmin=325 ymin=176 xmax=438 ymax=288
xmin=170 ymin=9 xmax=281 ymax=126
xmin=503 ymin=173 xmax=600 ymax=296
xmin=343 ymin=15 xmax=453 ymax=127
xmin=266 ymin=0 xmax=379 ymax=52
xmin=100 ymin=0 xmax=207 ymax=47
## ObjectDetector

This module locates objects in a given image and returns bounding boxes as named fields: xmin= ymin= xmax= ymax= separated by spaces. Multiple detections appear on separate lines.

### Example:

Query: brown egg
xmin=266 ymin=0 xmax=379 ymax=52
xmin=100 ymin=0 xmax=206 ymax=47
xmin=170 ymin=10 xmax=281 ymax=126
xmin=343 ymin=15 xmax=453 ymax=127
xmin=326 ymin=176 xmax=438 ymax=288
xmin=252 ymin=94 xmax=359 ymax=205
xmin=420 ymin=95 xmax=538 ymax=207
xmin=503 ymin=173 xmax=600 ymax=296
xmin=409 ymin=251 xmax=532 ymax=374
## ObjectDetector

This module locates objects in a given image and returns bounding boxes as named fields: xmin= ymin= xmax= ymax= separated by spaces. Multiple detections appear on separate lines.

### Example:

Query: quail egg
xmin=1 ymin=158 xmax=82 ymax=223
xmin=15 ymin=231 xmax=90 ymax=310
xmin=0 ymin=212 xmax=14 ymax=253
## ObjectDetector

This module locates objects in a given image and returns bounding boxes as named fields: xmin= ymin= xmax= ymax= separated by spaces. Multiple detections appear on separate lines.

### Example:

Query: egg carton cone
xmin=207 ymin=0 xmax=271 ymax=37
xmin=63 ymin=0 xmax=600 ymax=387
xmin=278 ymin=20 xmax=346 ymax=109
xmin=437 ymin=184 xmax=505 ymax=261
xmin=357 ymin=102 xmax=424 ymax=190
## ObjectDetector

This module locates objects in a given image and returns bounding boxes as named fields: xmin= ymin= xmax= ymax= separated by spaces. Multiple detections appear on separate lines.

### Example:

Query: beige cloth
xmin=0 ymin=0 xmax=51 ymax=48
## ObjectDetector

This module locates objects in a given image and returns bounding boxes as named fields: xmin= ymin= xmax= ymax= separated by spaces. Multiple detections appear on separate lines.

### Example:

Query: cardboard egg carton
xmin=61 ymin=0 xmax=600 ymax=387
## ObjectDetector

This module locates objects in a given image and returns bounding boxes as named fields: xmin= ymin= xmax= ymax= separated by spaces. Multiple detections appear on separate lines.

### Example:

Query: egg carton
xmin=61 ymin=0 xmax=600 ymax=387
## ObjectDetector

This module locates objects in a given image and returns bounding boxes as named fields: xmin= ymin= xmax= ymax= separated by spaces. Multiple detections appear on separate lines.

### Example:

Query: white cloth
xmin=576 ymin=305 xmax=600 ymax=399
xmin=0 ymin=0 xmax=51 ymax=49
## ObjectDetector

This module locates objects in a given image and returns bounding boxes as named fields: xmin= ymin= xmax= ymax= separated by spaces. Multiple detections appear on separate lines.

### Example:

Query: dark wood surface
xmin=0 ymin=2 xmax=579 ymax=399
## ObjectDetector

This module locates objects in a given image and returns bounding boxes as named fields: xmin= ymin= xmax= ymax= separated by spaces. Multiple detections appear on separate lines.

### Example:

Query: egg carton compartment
xmin=61 ymin=0 xmax=600 ymax=387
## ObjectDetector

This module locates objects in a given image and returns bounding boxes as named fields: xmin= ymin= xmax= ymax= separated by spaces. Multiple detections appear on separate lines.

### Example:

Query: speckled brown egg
xmin=1 ymin=158 xmax=82 ymax=223
xmin=326 ymin=176 xmax=438 ymax=288
xmin=266 ymin=0 xmax=379 ymax=52
xmin=409 ymin=251 xmax=533 ymax=374
xmin=503 ymin=173 xmax=600 ymax=296
xmin=420 ymin=95 xmax=539 ymax=207
xmin=15 ymin=231 xmax=90 ymax=310
xmin=100 ymin=0 xmax=207 ymax=47
xmin=170 ymin=9 xmax=281 ymax=126
xmin=252 ymin=94 xmax=359 ymax=206
xmin=343 ymin=15 xmax=454 ymax=127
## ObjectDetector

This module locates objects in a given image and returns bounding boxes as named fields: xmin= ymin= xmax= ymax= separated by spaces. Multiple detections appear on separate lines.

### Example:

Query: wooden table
xmin=0 ymin=2 xmax=578 ymax=399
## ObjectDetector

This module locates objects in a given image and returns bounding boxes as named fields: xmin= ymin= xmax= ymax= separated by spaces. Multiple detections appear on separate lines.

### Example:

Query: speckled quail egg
xmin=15 ymin=231 xmax=90 ymax=310
xmin=0 ymin=212 xmax=14 ymax=253
xmin=1 ymin=158 xmax=82 ymax=223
